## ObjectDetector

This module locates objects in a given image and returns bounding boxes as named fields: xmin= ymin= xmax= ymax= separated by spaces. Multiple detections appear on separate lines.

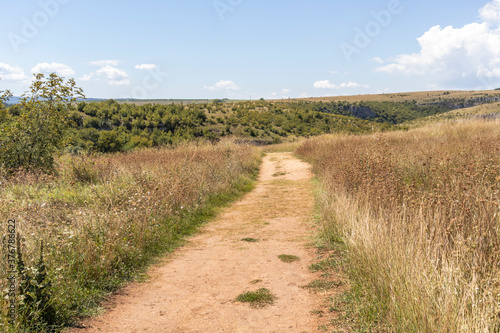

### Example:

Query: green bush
xmin=0 ymin=73 xmax=84 ymax=173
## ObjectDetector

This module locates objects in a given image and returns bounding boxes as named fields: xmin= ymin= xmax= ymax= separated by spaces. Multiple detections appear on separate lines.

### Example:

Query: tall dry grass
xmin=0 ymin=141 xmax=260 ymax=331
xmin=297 ymin=121 xmax=500 ymax=332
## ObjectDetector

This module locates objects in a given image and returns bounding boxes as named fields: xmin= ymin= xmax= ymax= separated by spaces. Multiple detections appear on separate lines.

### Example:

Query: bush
xmin=0 ymin=73 xmax=84 ymax=173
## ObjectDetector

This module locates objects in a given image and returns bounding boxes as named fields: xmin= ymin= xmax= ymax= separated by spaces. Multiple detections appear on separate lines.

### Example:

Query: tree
xmin=97 ymin=130 xmax=123 ymax=153
xmin=0 ymin=89 xmax=12 ymax=123
xmin=0 ymin=73 xmax=84 ymax=172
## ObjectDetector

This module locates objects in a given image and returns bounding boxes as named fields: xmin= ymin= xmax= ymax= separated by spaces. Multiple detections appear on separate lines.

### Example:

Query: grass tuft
xmin=240 ymin=237 xmax=259 ymax=242
xmin=277 ymin=254 xmax=300 ymax=263
xmin=235 ymin=288 xmax=276 ymax=308
xmin=302 ymin=279 xmax=343 ymax=294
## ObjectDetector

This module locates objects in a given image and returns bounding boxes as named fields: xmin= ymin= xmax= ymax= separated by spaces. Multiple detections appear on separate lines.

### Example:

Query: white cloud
xmin=270 ymin=88 xmax=291 ymax=98
xmin=95 ymin=65 xmax=130 ymax=86
xmin=375 ymin=0 xmax=500 ymax=88
xmin=0 ymin=63 xmax=28 ymax=82
xmin=330 ymin=70 xmax=339 ymax=74
xmin=135 ymin=64 xmax=156 ymax=70
xmin=203 ymin=80 xmax=241 ymax=91
xmin=80 ymin=74 xmax=93 ymax=81
xmin=313 ymin=80 xmax=369 ymax=89
xmin=480 ymin=0 xmax=500 ymax=26
xmin=31 ymin=62 xmax=75 ymax=77
xmin=372 ymin=57 xmax=384 ymax=64
xmin=81 ymin=62 xmax=130 ymax=86
xmin=90 ymin=60 xmax=120 ymax=67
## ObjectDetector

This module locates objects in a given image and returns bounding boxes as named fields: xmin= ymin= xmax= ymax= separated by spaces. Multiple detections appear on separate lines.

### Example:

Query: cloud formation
xmin=480 ymin=0 xmax=500 ymax=25
xmin=375 ymin=0 xmax=500 ymax=88
xmin=31 ymin=62 xmax=75 ymax=77
xmin=135 ymin=64 xmax=157 ymax=70
xmin=0 ymin=63 xmax=28 ymax=82
xmin=203 ymin=80 xmax=241 ymax=91
xmin=313 ymin=80 xmax=369 ymax=89
xmin=90 ymin=60 xmax=120 ymax=67
xmin=81 ymin=61 xmax=130 ymax=86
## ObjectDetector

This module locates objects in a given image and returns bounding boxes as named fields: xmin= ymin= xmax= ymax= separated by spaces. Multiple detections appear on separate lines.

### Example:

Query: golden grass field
xmin=297 ymin=119 xmax=500 ymax=332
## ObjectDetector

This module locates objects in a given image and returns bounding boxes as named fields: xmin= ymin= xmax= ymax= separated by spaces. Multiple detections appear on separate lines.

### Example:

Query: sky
xmin=0 ymin=0 xmax=499 ymax=99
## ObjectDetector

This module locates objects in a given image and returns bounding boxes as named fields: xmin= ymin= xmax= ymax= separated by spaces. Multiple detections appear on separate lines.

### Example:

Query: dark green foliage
xmin=10 ymin=99 xmax=391 ymax=153
xmin=7 ymin=95 xmax=461 ymax=155
xmin=16 ymin=240 xmax=58 ymax=331
xmin=309 ymin=100 xmax=451 ymax=124
xmin=241 ymin=237 xmax=259 ymax=242
xmin=0 ymin=89 xmax=13 ymax=123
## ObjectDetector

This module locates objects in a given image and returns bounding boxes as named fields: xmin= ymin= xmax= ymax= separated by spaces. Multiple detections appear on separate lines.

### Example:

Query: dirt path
xmin=70 ymin=153 xmax=323 ymax=333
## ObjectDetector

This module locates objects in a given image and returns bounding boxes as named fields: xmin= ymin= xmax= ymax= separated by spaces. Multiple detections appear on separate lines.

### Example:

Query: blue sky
xmin=0 ymin=0 xmax=499 ymax=99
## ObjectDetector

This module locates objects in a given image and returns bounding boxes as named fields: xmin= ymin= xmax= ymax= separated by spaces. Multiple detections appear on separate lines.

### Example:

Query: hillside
xmin=43 ymin=99 xmax=392 ymax=153
xmin=5 ymin=89 xmax=500 ymax=154
xmin=403 ymin=101 xmax=500 ymax=127
xmin=295 ymin=89 xmax=500 ymax=104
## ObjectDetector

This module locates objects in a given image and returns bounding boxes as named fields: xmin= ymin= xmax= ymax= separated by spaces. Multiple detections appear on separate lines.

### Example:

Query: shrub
xmin=0 ymin=73 xmax=84 ymax=173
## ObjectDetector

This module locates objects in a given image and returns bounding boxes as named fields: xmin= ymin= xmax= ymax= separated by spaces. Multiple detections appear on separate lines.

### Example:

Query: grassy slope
xmin=403 ymin=101 xmax=500 ymax=128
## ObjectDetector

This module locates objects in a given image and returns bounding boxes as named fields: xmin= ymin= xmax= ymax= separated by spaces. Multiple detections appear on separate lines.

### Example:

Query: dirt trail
xmin=70 ymin=153 xmax=322 ymax=333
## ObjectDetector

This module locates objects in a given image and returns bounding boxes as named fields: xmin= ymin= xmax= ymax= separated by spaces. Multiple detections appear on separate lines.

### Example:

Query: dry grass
xmin=262 ymin=140 xmax=305 ymax=153
xmin=297 ymin=120 xmax=500 ymax=332
xmin=293 ymin=90 xmax=500 ymax=104
xmin=405 ymin=102 xmax=500 ymax=128
xmin=0 ymin=140 xmax=260 ymax=331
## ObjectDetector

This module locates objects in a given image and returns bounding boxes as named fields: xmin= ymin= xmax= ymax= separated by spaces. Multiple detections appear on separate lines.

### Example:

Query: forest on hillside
xmin=3 ymin=83 xmax=499 ymax=154
xmin=5 ymin=99 xmax=393 ymax=153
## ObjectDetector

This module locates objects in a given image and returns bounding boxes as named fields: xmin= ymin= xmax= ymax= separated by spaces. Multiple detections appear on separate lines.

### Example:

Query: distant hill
xmin=288 ymin=90 xmax=500 ymax=104
xmin=5 ymin=96 xmax=104 ymax=105
xmin=403 ymin=102 xmax=500 ymax=128
xmin=5 ymin=96 xmax=20 ymax=104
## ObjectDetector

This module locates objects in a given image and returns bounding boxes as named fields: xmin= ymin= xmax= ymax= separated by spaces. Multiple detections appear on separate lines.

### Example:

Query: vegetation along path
xmin=70 ymin=152 xmax=328 ymax=333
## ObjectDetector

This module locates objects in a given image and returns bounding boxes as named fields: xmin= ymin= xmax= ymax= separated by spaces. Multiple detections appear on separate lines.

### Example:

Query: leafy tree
xmin=97 ymin=130 xmax=123 ymax=153
xmin=0 ymin=73 xmax=84 ymax=172
xmin=0 ymin=88 xmax=13 ymax=123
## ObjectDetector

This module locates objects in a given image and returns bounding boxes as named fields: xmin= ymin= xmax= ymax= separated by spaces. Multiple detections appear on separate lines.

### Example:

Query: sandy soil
xmin=69 ymin=152 xmax=324 ymax=333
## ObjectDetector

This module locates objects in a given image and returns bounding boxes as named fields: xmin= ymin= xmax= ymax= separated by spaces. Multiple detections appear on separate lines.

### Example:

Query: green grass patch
xmin=302 ymin=279 xmax=343 ymax=294
xmin=308 ymin=258 xmax=339 ymax=272
xmin=241 ymin=237 xmax=259 ymax=242
xmin=278 ymin=254 xmax=300 ymax=263
xmin=235 ymin=288 xmax=276 ymax=308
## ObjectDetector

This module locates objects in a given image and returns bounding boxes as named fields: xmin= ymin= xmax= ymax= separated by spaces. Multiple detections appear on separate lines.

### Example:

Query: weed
xmin=235 ymin=288 xmax=276 ymax=308
xmin=308 ymin=258 xmax=338 ymax=272
xmin=277 ymin=254 xmax=300 ymax=263
xmin=302 ymin=279 xmax=343 ymax=294
xmin=241 ymin=238 xmax=259 ymax=242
